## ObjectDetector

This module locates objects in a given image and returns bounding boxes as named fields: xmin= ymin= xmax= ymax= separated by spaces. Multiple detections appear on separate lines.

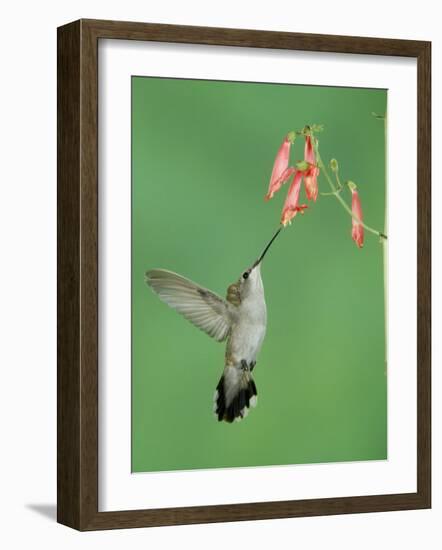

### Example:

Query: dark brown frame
xmin=57 ymin=18 xmax=431 ymax=531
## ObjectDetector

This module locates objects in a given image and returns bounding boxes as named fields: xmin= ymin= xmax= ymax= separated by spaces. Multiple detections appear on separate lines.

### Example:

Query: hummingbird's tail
xmin=213 ymin=365 xmax=257 ymax=423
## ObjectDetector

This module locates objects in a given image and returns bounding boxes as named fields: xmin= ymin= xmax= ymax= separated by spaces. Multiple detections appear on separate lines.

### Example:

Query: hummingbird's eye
xmin=242 ymin=272 xmax=249 ymax=280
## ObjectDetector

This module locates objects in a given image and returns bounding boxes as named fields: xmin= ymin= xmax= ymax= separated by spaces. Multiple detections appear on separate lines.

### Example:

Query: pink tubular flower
xmin=351 ymin=188 xmax=364 ymax=248
xmin=303 ymin=135 xmax=319 ymax=201
xmin=304 ymin=135 xmax=315 ymax=164
xmin=281 ymin=171 xmax=308 ymax=226
xmin=265 ymin=137 xmax=293 ymax=201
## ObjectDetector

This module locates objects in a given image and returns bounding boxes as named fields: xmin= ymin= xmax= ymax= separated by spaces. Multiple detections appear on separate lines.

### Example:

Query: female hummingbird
xmin=145 ymin=227 xmax=282 ymax=423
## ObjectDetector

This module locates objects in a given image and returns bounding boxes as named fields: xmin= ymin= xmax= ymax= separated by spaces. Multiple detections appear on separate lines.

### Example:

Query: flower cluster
xmin=265 ymin=132 xmax=317 ymax=225
xmin=265 ymin=127 xmax=367 ymax=248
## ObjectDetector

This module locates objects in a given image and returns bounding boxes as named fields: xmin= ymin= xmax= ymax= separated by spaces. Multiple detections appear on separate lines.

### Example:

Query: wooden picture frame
xmin=57 ymin=18 xmax=431 ymax=530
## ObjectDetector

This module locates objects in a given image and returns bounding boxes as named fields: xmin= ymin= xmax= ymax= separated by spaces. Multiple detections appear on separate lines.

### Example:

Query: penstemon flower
xmin=303 ymin=135 xmax=320 ymax=202
xmin=350 ymin=185 xmax=364 ymax=248
xmin=281 ymin=171 xmax=308 ymax=226
xmin=265 ymin=135 xmax=295 ymax=201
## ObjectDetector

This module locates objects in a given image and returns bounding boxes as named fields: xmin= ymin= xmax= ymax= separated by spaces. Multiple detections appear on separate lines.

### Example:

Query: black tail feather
xmin=214 ymin=371 xmax=258 ymax=423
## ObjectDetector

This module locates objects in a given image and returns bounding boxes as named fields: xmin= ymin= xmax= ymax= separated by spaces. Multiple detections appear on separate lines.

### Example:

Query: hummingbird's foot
xmin=240 ymin=360 xmax=256 ymax=372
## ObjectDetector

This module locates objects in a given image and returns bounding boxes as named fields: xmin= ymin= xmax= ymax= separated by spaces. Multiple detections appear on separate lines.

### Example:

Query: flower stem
xmin=314 ymin=145 xmax=387 ymax=241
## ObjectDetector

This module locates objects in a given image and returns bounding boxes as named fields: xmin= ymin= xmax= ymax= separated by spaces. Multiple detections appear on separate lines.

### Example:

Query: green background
xmin=132 ymin=77 xmax=387 ymax=472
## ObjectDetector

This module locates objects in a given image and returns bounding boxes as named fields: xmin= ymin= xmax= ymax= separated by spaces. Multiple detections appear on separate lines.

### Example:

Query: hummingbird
xmin=145 ymin=227 xmax=282 ymax=423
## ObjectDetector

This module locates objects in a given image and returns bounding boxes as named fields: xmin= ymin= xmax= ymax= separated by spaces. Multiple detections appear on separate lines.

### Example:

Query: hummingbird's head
xmin=237 ymin=227 xmax=282 ymax=300
xmin=238 ymin=262 xmax=263 ymax=298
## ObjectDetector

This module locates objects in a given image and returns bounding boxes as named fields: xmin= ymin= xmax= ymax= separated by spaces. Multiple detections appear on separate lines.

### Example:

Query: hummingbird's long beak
xmin=253 ymin=227 xmax=282 ymax=267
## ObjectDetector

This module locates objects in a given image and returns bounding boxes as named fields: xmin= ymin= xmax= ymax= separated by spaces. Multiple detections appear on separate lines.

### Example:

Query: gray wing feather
xmin=145 ymin=269 xmax=234 ymax=342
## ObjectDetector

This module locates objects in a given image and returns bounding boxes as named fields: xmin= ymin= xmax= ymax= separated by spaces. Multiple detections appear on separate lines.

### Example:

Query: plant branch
xmin=313 ymin=142 xmax=387 ymax=241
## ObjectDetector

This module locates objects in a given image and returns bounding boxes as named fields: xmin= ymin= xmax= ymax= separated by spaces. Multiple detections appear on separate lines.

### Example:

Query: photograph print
xmin=132 ymin=76 xmax=387 ymax=473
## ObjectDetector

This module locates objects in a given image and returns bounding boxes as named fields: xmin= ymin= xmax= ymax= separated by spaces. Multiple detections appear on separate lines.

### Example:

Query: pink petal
xmin=304 ymin=135 xmax=316 ymax=165
xmin=265 ymin=166 xmax=295 ymax=201
xmin=351 ymin=190 xmax=364 ymax=248
xmin=281 ymin=171 xmax=307 ymax=226
xmin=352 ymin=224 xmax=364 ymax=248
xmin=265 ymin=138 xmax=291 ymax=200
xmin=304 ymin=165 xmax=319 ymax=202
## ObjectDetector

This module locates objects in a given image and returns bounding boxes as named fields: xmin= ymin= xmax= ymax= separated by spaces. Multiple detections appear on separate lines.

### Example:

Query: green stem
xmin=335 ymin=171 xmax=343 ymax=190
xmin=314 ymin=146 xmax=387 ymax=240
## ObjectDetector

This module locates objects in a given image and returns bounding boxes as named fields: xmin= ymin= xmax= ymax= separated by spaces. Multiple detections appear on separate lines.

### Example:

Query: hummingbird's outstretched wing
xmin=145 ymin=269 xmax=235 ymax=342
